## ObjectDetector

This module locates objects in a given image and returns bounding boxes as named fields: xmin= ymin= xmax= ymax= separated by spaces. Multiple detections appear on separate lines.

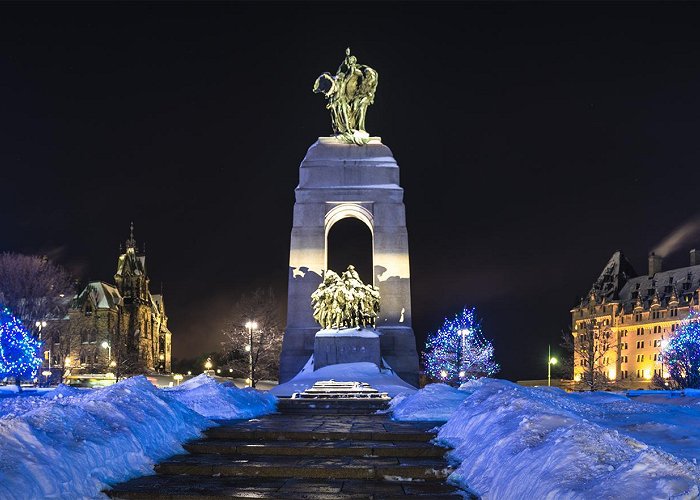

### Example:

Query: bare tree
xmin=0 ymin=253 xmax=74 ymax=331
xmin=563 ymin=319 xmax=616 ymax=391
xmin=51 ymin=314 xmax=90 ymax=383
xmin=221 ymin=288 xmax=283 ymax=387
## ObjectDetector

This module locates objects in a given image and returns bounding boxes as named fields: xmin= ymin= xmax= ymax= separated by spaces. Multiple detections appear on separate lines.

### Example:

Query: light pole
xmin=101 ymin=341 xmax=111 ymax=369
xmin=35 ymin=321 xmax=48 ymax=368
xmin=660 ymin=339 xmax=669 ymax=381
xmin=245 ymin=320 xmax=257 ymax=388
xmin=548 ymin=345 xmax=558 ymax=387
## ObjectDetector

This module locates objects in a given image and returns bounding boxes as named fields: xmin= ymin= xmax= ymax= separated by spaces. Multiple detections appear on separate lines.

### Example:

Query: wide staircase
xmin=108 ymin=388 xmax=465 ymax=499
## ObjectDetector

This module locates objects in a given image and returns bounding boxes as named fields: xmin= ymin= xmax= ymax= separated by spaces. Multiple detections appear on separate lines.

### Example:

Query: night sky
xmin=3 ymin=2 xmax=700 ymax=381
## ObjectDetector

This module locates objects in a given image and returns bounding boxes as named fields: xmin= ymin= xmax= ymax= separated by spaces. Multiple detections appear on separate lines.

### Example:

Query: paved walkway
xmin=107 ymin=400 xmax=466 ymax=499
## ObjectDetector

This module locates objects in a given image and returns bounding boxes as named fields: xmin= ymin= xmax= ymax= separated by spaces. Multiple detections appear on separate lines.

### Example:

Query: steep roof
xmin=75 ymin=281 xmax=123 ymax=310
xmin=584 ymin=250 xmax=638 ymax=304
xmin=617 ymin=265 xmax=700 ymax=313
xmin=116 ymin=248 xmax=146 ymax=277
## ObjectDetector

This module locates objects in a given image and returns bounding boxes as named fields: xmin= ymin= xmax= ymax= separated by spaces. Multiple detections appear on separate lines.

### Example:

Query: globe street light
xmin=548 ymin=345 xmax=558 ymax=387
xmin=101 ymin=341 xmax=111 ymax=367
xmin=204 ymin=357 xmax=213 ymax=371
xmin=245 ymin=321 xmax=258 ymax=387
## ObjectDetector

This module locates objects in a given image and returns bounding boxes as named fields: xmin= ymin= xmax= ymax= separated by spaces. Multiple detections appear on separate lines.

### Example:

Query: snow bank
xmin=0 ymin=374 xmax=277 ymax=499
xmin=388 ymin=383 xmax=470 ymax=421
xmin=166 ymin=374 xmax=277 ymax=419
xmin=270 ymin=361 xmax=416 ymax=397
xmin=396 ymin=378 xmax=700 ymax=499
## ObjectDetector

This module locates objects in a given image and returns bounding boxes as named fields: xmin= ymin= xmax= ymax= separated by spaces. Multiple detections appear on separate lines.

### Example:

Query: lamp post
xmin=101 ymin=341 xmax=111 ymax=368
xmin=548 ymin=345 xmax=558 ymax=387
xmin=245 ymin=321 xmax=257 ymax=388
xmin=35 ymin=321 xmax=48 ymax=368
xmin=660 ymin=339 xmax=669 ymax=380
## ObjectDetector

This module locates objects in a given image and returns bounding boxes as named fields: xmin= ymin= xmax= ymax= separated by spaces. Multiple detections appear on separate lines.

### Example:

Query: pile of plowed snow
xmin=0 ymin=374 xmax=276 ymax=499
xmin=393 ymin=378 xmax=700 ymax=499
xmin=166 ymin=374 xmax=277 ymax=419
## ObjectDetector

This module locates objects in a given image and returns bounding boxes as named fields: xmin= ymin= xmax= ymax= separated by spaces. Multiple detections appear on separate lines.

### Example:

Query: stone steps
xmin=108 ymin=476 xmax=464 ymax=499
xmin=277 ymin=397 xmax=390 ymax=414
xmin=107 ymin=400 xmax=465 ymax=498
xmin=184 ymin=439 xmax=448 ymax=458
xmin=204 ymin=427 xmax=434 ymax=442
xmin=155 ymin=454 xmax=453 ymax=481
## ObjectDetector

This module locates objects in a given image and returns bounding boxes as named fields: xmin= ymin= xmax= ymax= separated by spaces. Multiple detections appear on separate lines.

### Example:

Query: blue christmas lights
xmin=423 ymin=307 xmax=499 ymax=385
xmin=0 ymin=306 xmax=43 ymax=382
xmin=663 ymin=309 xmax=700 ymax=389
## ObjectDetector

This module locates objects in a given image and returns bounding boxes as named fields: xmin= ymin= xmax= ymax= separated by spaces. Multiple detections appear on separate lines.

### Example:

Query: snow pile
xmin=271 ymin=361 xmax=416 ymax=397
xmin=0 ymin=374 xmax=277 ymax=498
xmin=388 ymin=383 xmax=470 ymax=421
xmin=395 ymin=379 xmax=700 ymax=499
xmin=166 ymin=374 xmax=277 ymax=419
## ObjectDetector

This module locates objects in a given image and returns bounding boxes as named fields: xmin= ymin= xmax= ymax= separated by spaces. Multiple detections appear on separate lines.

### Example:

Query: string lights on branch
xmin=0 ymin=306 xmax=43 ymax=382
xmin=663 ymin=309 xmax=700 ymax=389
xmin=423 ymin=307 xmax=499 ymax=386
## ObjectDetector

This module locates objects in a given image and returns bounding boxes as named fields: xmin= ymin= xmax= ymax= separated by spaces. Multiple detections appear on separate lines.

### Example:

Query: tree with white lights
xmin=423 ymin=307 xmax=499 ymax=386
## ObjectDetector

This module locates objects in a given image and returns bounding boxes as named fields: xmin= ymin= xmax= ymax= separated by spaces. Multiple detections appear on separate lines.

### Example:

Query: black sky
xmin=2 ymin=2 xmax=700 ymax=380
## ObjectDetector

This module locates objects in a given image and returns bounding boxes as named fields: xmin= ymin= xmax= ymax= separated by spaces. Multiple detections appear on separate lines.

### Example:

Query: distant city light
xmin=440 ymin=370 xmax=448 ymax=379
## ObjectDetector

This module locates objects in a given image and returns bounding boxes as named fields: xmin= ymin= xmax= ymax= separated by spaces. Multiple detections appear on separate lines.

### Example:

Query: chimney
xmin=648 ymin=252 xmax=662 ymax=276
xmin=692 ymin=249 xmax=698 ymax=266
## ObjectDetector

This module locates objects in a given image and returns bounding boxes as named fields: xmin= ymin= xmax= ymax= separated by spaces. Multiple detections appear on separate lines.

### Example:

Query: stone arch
xmin=324 ymin=204 xmax=374 ymax=281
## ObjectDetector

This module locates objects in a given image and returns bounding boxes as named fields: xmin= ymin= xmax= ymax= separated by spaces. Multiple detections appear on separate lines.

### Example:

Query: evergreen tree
xmin=423 ymin=307 xmax=499 ymax=386
xmin=664 ymin=310 xmax=700 ymax=389
xmin=0 ymin=307 xmax=42 ymax=387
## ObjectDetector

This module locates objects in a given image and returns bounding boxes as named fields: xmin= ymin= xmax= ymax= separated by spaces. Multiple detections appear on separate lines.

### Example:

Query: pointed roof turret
xmin=585 ymin=250 xmax=638 ymax=305
xmin=126 ymin=221 xmax=136 ymax=249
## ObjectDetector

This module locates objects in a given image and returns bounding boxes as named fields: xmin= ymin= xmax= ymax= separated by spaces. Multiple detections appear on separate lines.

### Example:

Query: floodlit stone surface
xmin=281 ymin=137 xmax=419 ymax=386
xmin=313 ymin=328 xmax=381 ymax=370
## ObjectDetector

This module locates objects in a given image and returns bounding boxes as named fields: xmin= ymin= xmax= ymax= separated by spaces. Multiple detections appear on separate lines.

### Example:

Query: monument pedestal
xmin=313 ymin=328 xmax=381 ymax=371
xmin=281 ymin=137 xmax=420 ymax=387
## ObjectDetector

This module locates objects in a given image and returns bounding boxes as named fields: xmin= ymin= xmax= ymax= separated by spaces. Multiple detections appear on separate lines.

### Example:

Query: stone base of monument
xmin=313 ymin=328 xmax=381 ymax=371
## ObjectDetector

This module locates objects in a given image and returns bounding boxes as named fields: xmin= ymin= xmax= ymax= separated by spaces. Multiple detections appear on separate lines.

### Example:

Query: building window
xmin=635 ymin=313 xmax=642 ymax=322
xmin=621 ymin=370 xmax=628 ymax=379
xmin=620 ymin=316 xmax=625 ymax=324
xmin=620 ymin=355 xmax=628 ymax=363
xmin=672 ymin=324 xmax=677 ymax=331
xmin=637 ymin=328 xmax=643 ymax=336
xmin=636 ymin=354 xmax=644 ymax=362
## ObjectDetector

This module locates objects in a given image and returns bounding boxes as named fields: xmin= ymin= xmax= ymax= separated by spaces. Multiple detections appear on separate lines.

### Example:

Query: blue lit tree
xmin=0 ymin=307 xmax=42 ymax=388
xmin=423 ymin=307 xmax=499 ymax=386
xmin=664 ymin=310 xmax=700 ymax=389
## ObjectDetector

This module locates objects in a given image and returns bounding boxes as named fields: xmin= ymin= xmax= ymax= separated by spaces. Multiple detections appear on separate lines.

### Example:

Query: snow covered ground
xmin=270 ymin=360 xmax=416 ymax=397
xmin=0 ymin=375 xmax=277 ymax=499
xmin=392 ymin=378 xmax=700 ymax=499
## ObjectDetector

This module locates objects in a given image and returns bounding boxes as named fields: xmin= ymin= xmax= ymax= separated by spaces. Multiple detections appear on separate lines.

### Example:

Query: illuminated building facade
xmin=53 ymin=225 xmax=172 ymax=375
xmin=571 ymin=249 xmax=700 ymax=387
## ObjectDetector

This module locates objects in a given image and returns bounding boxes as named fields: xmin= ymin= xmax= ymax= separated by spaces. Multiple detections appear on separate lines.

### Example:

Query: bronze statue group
xmin=311 ymin=265 xmax=381 ymax=330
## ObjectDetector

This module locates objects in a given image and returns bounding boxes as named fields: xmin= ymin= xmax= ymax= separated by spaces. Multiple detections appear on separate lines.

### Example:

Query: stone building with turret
xmin=571 ymin=249 xmax=700 ymax=388
xmin=53 ymin=225 xmax=172 ymax=375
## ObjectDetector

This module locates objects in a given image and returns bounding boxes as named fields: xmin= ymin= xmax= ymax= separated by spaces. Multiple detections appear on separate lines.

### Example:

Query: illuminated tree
xmin=664 ymin=310 xmax=700 ymax=389
xmin=563 ymin=319 xmax=616 ymax=391
xmin=220 ymin=288 xmax=283 ymax=387
xmin=423 ymin=307 xmax=499 ymax=386
xmin=0 ymin=307 xmax=42 ymax=388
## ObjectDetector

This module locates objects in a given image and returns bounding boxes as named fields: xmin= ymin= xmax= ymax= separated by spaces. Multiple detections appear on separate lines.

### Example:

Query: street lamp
xmin=35 ymin=321 xmax=48 ymax=369
xmin=101 ymin=341 xmax=111 ymax=367
xmin=204 ymin=357 xmax=213 ymax=371
xmin=660 ymin=339 xmax=669 ymax=379
xmin=245 ymin=321 xmax=257 ymax=387
xmin=548 ymin=345 xmax=558 ymax=387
